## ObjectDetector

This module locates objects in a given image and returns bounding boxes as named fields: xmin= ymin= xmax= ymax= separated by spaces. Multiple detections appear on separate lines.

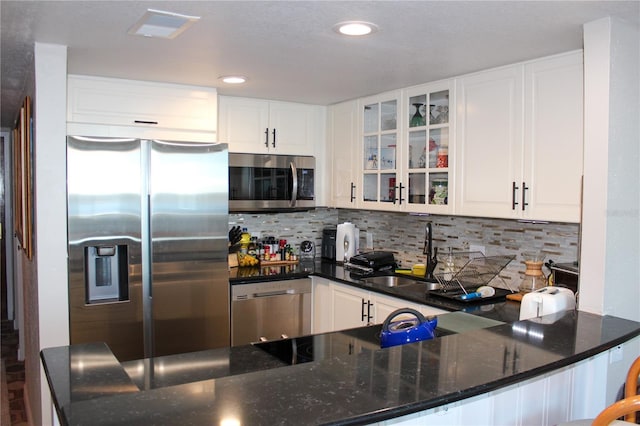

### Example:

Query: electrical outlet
xmin=470 ymin=244 xmax=485 ymax=255
xmin=365 ymin=232 xmax=374 ymax=249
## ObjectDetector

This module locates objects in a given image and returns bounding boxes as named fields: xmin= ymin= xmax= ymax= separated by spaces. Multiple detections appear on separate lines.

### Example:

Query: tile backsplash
xmin=229 ymin=209 xmax=339 ymax=258
xmin=230 ymin=208 xmax=580 ymax=290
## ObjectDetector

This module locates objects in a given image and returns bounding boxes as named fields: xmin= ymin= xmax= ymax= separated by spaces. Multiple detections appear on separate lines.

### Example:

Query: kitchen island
xmin=42 ymin=300 xmax=640 ymax=425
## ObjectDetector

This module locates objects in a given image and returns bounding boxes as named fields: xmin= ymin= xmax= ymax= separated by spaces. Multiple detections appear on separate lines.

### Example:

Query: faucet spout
xmin=423 ymin=222 xmax=438 ymax=279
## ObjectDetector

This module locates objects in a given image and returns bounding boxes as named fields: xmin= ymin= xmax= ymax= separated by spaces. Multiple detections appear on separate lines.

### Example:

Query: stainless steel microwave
xmin=229 ymin=153 xmax=315 ymax=212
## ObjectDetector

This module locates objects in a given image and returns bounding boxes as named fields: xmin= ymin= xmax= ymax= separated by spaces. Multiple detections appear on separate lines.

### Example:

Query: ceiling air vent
xmin=128 ymin=9 xmax=200 ymax=39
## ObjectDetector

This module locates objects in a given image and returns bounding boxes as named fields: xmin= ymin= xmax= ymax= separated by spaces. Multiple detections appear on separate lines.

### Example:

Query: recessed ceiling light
xmin=220 ymin=76 xmax=247 ymax=84
xmin=334 ymin=21 xmax=378 ymax=36
xmin=128 ymin=9 xmax=200 ymax=39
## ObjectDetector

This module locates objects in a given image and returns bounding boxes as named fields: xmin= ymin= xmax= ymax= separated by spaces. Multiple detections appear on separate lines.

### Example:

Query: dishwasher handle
xmin=253 ymin=289 xmax=295 ymax=298
xmin=231 ymin=278 xmax=313 ymax=301
xmin=233 ymin=288 xmax=302 ymax=300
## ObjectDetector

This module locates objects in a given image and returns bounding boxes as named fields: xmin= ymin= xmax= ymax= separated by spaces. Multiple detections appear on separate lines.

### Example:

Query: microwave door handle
xmin=290 ymin=162 xmax=298 ymax=207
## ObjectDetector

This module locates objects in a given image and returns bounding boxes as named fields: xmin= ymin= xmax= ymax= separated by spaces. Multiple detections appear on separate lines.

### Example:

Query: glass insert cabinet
xmin=359 ymin=82 xmax=453 ymax=213
xmin=362 ymin=97 xmax=399 ymax=205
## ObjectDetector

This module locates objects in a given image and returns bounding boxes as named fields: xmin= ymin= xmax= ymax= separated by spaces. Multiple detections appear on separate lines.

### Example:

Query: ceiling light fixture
xmin=128 ymin=9 xmax=200 ymax=39
xmin=334 ymin=21 xmax=378 ymax=36
xmin=220 ymin=76 xmax=247 ymax=84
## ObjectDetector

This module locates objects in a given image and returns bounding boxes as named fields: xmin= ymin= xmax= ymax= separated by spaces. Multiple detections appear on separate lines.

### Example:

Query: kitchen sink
xmin=364 ymin=275 xmax=442 ymax=291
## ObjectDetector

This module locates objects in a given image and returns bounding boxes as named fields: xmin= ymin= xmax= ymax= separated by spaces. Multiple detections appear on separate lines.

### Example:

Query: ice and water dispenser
xmin=84 ymin=245 xmax=129 ymax=303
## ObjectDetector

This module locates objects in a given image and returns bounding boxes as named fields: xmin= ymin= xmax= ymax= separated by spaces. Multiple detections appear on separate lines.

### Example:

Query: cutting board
xmin=506 ymin=293 xmax=524 ymax=302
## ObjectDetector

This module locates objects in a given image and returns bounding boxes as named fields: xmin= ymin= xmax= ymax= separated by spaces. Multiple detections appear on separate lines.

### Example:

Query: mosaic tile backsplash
xmin=230 ymin=208 xmax=580 ymax=290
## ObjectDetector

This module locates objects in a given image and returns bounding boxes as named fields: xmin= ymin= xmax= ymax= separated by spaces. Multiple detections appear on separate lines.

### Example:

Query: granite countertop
xmin=41 ymin=261 xmax=640 ymax=425
xmin=42 ymin=311 xmax=640 ymax=425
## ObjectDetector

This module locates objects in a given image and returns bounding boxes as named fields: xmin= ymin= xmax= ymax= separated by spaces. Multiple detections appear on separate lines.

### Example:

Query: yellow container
xmin=412 ymin=263 xmax=426 ymax=276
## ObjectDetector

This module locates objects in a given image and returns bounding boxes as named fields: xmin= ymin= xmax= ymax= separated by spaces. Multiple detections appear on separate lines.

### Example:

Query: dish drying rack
xmin=434 ymin=252 xmax=516 ymax=295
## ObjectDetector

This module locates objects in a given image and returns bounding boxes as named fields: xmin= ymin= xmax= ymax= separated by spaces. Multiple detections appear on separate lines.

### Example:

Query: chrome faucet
xmin=423 ymin=222 xmax=438 ymax=279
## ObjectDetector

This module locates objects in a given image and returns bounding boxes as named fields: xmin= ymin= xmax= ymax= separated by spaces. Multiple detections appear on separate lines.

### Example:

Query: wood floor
xmin=1 ymin=320 xmax=28 ymax=426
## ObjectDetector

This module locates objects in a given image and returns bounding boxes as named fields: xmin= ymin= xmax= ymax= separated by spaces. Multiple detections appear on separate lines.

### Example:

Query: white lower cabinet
xmin=374 ymin=292 xmax=446 ymax=322
xmin=383 ymin=333 xmax=631 ymax=425
xmin=312 ymin=277 xmax=333 ymax=334
xmin=312 ymin=277 xmax=447 ymax=333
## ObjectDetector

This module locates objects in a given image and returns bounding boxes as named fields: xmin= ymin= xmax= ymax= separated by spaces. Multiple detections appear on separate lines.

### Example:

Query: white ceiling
xmin=1 ymin=1 xmax=639 ymax=128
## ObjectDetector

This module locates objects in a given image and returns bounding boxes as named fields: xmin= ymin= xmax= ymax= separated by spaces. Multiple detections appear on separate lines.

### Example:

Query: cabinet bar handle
xmin=134 ymin=120 xmax=158 ymax=125
xmin=367 ymin=301 xmax=373 ymax=323
xmin=350 ymin=183 xmax=356 ymax=203
xmin=264 ymin=128 xmax=269 ymax=147
xmin=522 ymin=182 xmax=529 ymax=211
xmin=392 ymin=185 xmax=398 ymax=204
xmin=512 ymin=182 xmax=519 ymax=210
xmin=361 ymin=298 xmax=367 ymax=321
xmin=272 ymin=128 xmax=276 ymax=148
xmin=399 ymin=183 xmax=405 ymax=205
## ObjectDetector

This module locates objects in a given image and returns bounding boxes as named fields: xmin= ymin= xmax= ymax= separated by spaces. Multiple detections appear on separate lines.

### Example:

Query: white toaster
xmin=519 ymin=287 xmax=576 ymax=321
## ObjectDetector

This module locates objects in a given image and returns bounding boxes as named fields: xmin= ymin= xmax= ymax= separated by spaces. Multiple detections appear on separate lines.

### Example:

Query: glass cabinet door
xmin=362 ymin=97 xmax=399 ymax=205
xmin=405 ymin=86 xmax=451 ymax=210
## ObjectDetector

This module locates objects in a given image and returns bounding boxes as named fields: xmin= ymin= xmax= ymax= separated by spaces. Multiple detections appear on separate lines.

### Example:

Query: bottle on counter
xmin=279 ymin=239 xmax=287 ymax=261
xmin=248 ymin=237 xmax=258 ymax=257
xmin=239 ymin=228 xmax=251 ymax=254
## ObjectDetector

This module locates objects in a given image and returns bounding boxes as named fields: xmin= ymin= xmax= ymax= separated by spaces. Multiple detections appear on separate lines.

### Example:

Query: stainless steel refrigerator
xmin=67 ymin=136 xmax=229 ymax=361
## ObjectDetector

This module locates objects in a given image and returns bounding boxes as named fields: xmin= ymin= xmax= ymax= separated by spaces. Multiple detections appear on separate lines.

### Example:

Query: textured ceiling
xmin=1 ymin=1 xmax=639 ymax=129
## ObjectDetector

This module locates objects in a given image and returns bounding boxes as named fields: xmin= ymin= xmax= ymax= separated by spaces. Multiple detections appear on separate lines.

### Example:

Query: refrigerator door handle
xmin=290 ymin=162 xmax=298 ymax=207
xmin=141 ymin=143 xmax=154 ymax=359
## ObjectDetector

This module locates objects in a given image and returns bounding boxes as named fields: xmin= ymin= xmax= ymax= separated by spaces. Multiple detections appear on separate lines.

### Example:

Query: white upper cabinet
xmin=359 ymin=91 xmax=402 ymax=210
xmin=218 ymin=96 xmax=323 ymax=155
xmin=522 ymin=52 xmax=584 ymax=222
xmin=67 ymin=74 xmax=217 ymax=141
xmin=327 ymin=100 xmax=358 ymax=208
xmin=455 ymin=51 xmax=583 ymax=222
xmin=350 ymin=83 xmax=455 ymax=214
xmin=454 ymin=65 xmax=524 ymax=219
xmin=402 ymin=80 xmax=454 ymax=214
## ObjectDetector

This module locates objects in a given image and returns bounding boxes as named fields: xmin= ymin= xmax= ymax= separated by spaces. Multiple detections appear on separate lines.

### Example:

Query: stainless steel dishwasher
xmin=231 ymin=278 xmax=312 ymax=346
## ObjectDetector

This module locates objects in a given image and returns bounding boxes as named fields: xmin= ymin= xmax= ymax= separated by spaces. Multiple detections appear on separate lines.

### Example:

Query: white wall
xmin=580 ymin=17 xmax=640 ymax=322
xmin=1 ymin=129 xmax=15 ymax=322
xmin=33 ymin=42 xmax=69 ymax=426
xmin=581 ymin=17 xmax=640 ymax=406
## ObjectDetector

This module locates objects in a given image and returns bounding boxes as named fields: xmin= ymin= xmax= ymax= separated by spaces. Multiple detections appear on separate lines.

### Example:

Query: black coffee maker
xmin=321 ymin=227 xmax=337 ymax=260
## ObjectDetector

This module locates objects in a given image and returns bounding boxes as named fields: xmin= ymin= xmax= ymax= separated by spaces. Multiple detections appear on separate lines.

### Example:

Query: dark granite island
xmin=41 ymin=308 xmax=640 ymax=426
